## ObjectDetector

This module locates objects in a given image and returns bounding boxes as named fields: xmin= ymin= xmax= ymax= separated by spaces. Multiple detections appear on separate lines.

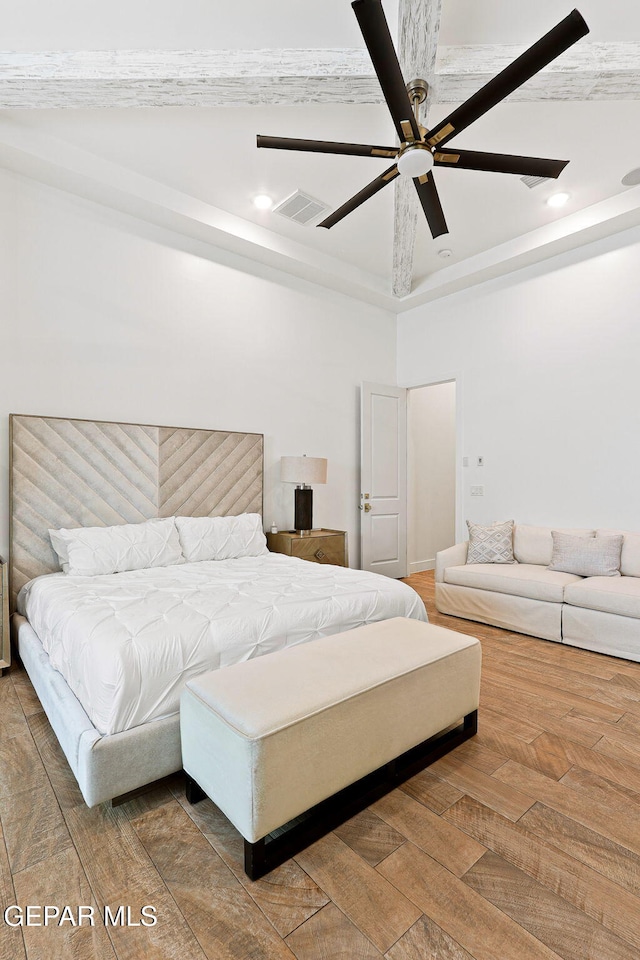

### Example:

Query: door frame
xmin=405 ymin=373 xmax=464 ymax=547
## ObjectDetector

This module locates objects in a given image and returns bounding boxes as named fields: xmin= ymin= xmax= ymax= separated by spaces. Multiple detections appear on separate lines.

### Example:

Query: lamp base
xmin=294 ymin=487 xmax=313 ymax=533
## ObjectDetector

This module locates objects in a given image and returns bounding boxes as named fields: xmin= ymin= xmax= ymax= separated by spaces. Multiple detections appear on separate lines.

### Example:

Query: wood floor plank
xmin=285 ymin=902 xmax=382 ymax=959
xmin=483 ymin=649 xmax=611 ymax=702
xmin=132 ymin=800 xmax=293 ymax=960
xmin=534 ymin=732 xmax=640 ymax=794
xmin=0 ymin=675 xmax=30 ymax=740
xmin=476 ymin=704 xmax=543 ymax=743
xmin=370 ymin=790 xmax=485 ymax=877
xmin=475 ymin=727 xmax=573 ymax=780
xmin=494 ymin=759 xmax=640 ymax=856
xmin=443 ymin=796 xmax=640 ymax=954
xmin=594 ymin=735 xmax=640 ymax=769
xmin=27 ymin=710 xmax=85 ymax=810
xmin=377 ymin=842 xmax=563 ymax=960
xmin=558 ymin=766 xmax=640 ymax=808
xmin=479 ymin=688 xmax=606 ymax=746
xmin=333 ymin=808 xmax=406 ymax=868
xmin=0 ymin=731 xmax=48 ymax=800
xmin=481 ymin=679 xmax=571 ymax=720
xmin=399 ymin=768 xmax=464 ymax=815
xmin=482 ymin=663 xmax=624 ymax=722
xmin=0 ymin=822 xmax=26 ymax=960
xmin=294 ymin=832 xmax=421 ymax=953
xmin=385 ymin=916 xmax=474 ymax=960
xmin=482 ymin=644 xmax=622 ymax=684
xmin=520 ymin=802 xmax=640 ymax=899
xmin=451 ymin=737 xmax=508 ymax=775
xmin=174 ymin=790 xmax=329 ymax=939
xmin=12 ymin=846 xmax=115 ymax=960
xmin=463 ymin=849 xmax=639 ymax=960
xmin=9 ymin=664 xmax=44 ymax=718
xmin=610 ymin=672 xmax=640 ymax=693
xmin=427 ymin=754 xmax=536 ymax=821
xmin=613 ymin=712 xmax=640 ymax=736
xmin=0 ymin=780 xmax=73 ymax=874
xmin=66 ymin=801 xmax=207 ymax=960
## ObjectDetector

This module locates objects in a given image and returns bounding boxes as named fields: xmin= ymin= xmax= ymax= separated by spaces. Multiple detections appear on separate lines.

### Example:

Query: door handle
xmin=364 ymin=503 xmax=371 ymax=512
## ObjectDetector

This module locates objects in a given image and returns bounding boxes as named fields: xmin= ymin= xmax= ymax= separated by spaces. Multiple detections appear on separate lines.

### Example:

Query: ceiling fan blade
xmin=256 ymin=135 xmax=398 ymax=159
xmin=414 ymin=174 xmax=448 ymax=239
xmin=318 ymin=164 xmax=400 ymax=229
xmin=352 ymin=0 xmax=421 ymax=143
xmin=434 ymin=148 xmax=569 ymax=179
xmin=426 ymin=9 xmax=589 ymax=149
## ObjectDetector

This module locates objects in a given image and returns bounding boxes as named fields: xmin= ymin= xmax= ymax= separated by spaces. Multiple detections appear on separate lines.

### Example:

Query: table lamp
xmin=280 ymin=455 xmax=328 ymax=533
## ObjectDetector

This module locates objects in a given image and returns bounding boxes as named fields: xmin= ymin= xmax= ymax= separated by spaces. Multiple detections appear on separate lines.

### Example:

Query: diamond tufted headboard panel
xmin=9 ymin=414 xmax=263 ymax=607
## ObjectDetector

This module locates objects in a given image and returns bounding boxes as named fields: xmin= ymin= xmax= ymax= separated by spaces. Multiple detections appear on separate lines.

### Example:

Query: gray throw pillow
xmin=466 ymin=520 xmax=515 ymax=564
xmin=548 ymin=532 xmax=623 ymax=577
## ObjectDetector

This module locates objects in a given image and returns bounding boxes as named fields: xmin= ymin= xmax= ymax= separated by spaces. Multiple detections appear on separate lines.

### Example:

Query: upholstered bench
xmin=180 ymin=616 xmax=481 ymax=879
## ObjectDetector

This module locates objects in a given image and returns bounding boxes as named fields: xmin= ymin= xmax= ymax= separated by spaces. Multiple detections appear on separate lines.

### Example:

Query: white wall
xmin=0 ymin=168 xmax=397 ymax=565
xmin=398 ymin=227 xmax=640 ymax=538
xmin=407 ymin=382 xmax=456 ymax=571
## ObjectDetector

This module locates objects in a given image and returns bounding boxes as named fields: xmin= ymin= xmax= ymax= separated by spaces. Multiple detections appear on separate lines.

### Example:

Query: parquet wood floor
xmin=2 ymin=570 xmax=640 ymax=959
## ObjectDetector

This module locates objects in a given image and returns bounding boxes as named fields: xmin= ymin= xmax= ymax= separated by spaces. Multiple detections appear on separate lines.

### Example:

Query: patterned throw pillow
xmin=548 ymin=531 xmax=623 ymax=577
xmin=466 ymin=520 xmax=515 ymax=564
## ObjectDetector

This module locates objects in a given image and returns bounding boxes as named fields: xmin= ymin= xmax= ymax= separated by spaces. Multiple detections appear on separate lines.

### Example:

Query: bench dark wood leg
xmin=185 ymin=774 xmax=206 ymax=805
xmin=244 ymin=838 xmax=267 ymax=881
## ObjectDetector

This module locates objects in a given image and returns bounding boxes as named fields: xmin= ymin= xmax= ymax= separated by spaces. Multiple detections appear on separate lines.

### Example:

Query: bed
xmin=10 ymin=414 xmax=427 ymax=806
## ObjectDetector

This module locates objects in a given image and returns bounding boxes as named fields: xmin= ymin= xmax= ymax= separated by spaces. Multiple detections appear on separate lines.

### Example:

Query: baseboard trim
xmin=409 ymin=559 xmax=435 ymax=574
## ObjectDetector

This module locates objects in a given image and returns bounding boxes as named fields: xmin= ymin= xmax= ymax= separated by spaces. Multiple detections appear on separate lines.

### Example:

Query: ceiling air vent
xmin=273 ymin=190 xmax=329 ymax=225
xmin=520 ymin=175 xmax=552 ymax=189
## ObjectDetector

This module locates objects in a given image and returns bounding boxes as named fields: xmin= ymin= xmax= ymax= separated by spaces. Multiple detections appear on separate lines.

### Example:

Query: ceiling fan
xmin=257 ymin=1 xmax=589 ymax=238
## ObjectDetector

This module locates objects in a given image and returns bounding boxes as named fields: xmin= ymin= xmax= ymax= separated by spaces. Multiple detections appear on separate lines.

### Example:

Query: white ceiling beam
xmin=0 ymin=49 xmax=380 ymax=108
xmin=1 ymin=43 xmax=639 ymax=109
xmin=393 ymin=0 xmax=443 ymax=299
xmin=434 ymin=41 xmax=640 ymax=102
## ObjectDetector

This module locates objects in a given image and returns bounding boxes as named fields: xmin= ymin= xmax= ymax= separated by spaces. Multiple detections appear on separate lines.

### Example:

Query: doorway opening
xmin=407 ymin=381 xmax=457 ymax=574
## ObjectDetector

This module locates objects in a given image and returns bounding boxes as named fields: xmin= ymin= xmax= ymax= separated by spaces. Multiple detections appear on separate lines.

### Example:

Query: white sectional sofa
xmin=435 ymin=524 xmax=640 ymax=661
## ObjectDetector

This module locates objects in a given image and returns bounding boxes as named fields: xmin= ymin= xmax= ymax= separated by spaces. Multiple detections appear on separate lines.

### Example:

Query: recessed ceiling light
xmin=622 ymin=167 xmax=640 ymax=187
xmin=547 ymin=192 xmax=570 ymax=208
xmin=253 ymin=194 xmax=273 ymax=210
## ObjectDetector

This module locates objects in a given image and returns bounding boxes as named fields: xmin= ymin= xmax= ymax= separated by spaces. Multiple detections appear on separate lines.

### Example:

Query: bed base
xmin=13 ymin=615 xmax=183 ymax=807
xmin=186 ymin=709 xmax=478 ymax=881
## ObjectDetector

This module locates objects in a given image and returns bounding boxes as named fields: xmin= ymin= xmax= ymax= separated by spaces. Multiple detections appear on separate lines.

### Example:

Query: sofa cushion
xmin=549 ymin=532 xmax=623 ymax=578
xmin=466 ymin=519 xmax=515 ymax=564
xmin=564 ymin=576 xmax=640 ymax=620
xmin=597 ymin=529 xmax=640 ymax=578
xmin=444 ymin=563 xmax=582 ymax=603
xmin=513 ymin=525 xmax=595 ymax=566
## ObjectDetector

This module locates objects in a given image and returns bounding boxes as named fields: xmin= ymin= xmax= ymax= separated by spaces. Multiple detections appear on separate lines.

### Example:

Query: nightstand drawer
xmin=267 ymin=529 xmax=348 ymax=567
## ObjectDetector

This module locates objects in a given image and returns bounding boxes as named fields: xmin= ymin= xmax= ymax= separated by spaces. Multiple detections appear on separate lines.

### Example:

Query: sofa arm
xmin=435 ymin=542 xmax=468 ymax=582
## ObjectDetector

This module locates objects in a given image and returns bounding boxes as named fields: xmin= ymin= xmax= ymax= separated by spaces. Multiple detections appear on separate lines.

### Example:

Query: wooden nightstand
xmin=266 ymin=529 xmax=348 ymax=567
xmin=0 ymin=557 xmax=10 ymax=675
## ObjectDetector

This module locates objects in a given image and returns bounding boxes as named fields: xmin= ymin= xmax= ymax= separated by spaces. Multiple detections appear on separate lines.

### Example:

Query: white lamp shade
xmin=281 ymin=456 xmax=328 ymax=485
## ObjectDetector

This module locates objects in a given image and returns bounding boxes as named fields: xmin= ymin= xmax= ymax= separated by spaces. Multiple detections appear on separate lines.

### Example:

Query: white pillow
xmin=175 ymin=513 xmax=268 ymax=562
xmin=49 ymin=518 xmax=184 ymax=577
xmin=548 ymin=531 xmax=623 ymax=578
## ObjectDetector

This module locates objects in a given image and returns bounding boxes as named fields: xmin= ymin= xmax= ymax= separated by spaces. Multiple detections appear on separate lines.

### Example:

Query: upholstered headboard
xmin=9 ymin=414 xmax=263 ymax=606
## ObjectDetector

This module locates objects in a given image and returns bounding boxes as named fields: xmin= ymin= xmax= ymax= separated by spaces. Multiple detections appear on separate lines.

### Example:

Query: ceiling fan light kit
xmin=397 ymin=142 xmax=434 ymax=178
xmin=257 ymin=1 xmax=589 ymax=241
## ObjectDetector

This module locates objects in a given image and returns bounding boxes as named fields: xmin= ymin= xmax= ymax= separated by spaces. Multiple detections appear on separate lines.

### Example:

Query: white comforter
xmin=18 ymin=554 xmax=427 ymax=736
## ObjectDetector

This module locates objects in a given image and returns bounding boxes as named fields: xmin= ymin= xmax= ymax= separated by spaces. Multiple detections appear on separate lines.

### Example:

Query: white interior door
xmin=360 ymin=382 xmax=407 ymax=577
